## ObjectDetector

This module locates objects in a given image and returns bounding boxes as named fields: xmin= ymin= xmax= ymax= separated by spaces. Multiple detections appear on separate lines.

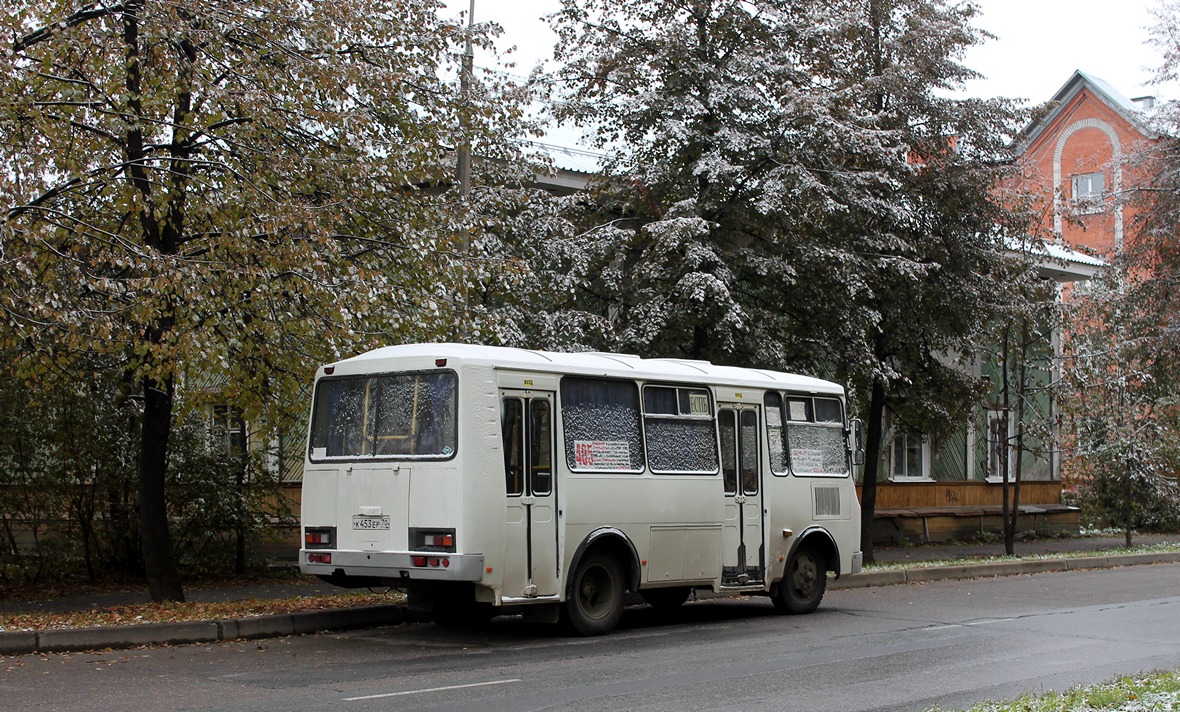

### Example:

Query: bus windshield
xmin=308 ymin=371 xmax=457 ymax=461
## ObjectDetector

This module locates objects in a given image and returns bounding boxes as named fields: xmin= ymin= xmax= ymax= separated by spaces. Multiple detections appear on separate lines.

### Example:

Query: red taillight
xmin=435 ymin=358 xmax=447 ymax=367
xmin=424 ymin=534 xmax=454 ymax=548
xmin=428 ymin=558 xmax=440 ymax=567
xmin=307 ymin=553 xmax=331 ymax=564
xmin=324 ymin=366 xmax=335 ymax=375
xmin=412 ymin=556 xmax=427 ymax=567
xmin=306 ymin=531 xmax=330 ymax=546
xmin=442 ymin=558 xmax=450 ymax=568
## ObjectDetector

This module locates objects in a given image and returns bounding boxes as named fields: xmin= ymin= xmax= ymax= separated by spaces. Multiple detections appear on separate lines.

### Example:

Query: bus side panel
xmin=764 ymin=474 xmax=861 ymax=580
xmin=561 ymin=474 xmax=723 ymax=587
xmin=459 ymin=364 xmax=510 ymax=599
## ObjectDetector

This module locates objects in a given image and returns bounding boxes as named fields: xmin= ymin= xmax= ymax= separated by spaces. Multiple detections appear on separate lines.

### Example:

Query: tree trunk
xmin=1123 ymin=457 xmax=1133 ymax=548
xmin=859 ymin=378 xmax=886 ymax=564
xmin=1007 ymin=318 xmax=1032 ymax=556
xmin=999 ymin=325 xmax=1014 ymax=556
xmin=138 ymin=374 xmax=185 ymax=602
xmin=122 ymin=0 xmax=187 ymax=601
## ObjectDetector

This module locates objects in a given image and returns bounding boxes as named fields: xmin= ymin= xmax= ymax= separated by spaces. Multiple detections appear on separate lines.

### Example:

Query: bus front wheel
xmin=774 ymin=546 xmax=826 ymax=614
xmin=564 ymin=552 xmax=625 ymax=636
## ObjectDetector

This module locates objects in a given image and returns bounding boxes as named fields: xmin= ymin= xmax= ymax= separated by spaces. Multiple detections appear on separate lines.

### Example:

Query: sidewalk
xmin=3 ymin=534 xmax=1178 ymax=656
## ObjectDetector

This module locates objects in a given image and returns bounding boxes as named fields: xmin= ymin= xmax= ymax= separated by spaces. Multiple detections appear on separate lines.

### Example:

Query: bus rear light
xmin=307 ymin=553 xmax=331 ymax=564
xmin=304 ymin=527 xmax=335 ymax=549
xmin=411 ymin=528 xmax=456 ymax=552
xmin=435 ymin=358 xmax=447 ymax=367
xmin=428 ymin=558 xmax=440 ymax=567
xmin=423 ymin=533 xmax=453 ymax=548
xmin=412 ymin=556 xmax=427 ymax=567
xmin=442 ymin=558 xmax=450 ymax=568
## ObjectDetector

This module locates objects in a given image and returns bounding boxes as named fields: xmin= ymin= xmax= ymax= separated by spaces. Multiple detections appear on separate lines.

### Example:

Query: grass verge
xmin=864 ymin=541 xmax=1180 ymax=572
xmin=926 ymin=670 xmax=1180 ymax=711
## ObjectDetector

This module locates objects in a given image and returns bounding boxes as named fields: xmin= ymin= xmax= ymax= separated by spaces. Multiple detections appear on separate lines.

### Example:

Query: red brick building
xmin=1014 ymin=71 xmax=1159 ymax=256
xmin=863 ymin=73 xmax=1158 ymax=544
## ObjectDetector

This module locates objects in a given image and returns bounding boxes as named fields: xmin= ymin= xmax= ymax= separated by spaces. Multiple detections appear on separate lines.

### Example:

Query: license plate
xmin=352 ymin=515 xmax=390 ymax=531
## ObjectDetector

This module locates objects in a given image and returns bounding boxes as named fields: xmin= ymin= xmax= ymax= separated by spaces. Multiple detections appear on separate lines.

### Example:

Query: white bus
xmin=300 ymin=343 xmax=863 ymax=635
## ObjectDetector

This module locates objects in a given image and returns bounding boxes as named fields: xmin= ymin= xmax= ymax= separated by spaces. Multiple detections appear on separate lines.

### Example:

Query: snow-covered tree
xmin=546 ymin=0 xmax=1027 ymax=560
xmin=0 ymin=0 xmax=527 ymax=599
xmin=1062 ymin=263 xmax=1180 ymax=546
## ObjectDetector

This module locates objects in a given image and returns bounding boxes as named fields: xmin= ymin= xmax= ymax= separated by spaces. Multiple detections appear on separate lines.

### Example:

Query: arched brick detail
xmin=1052 ymin=117 xmax=1123 ymax=249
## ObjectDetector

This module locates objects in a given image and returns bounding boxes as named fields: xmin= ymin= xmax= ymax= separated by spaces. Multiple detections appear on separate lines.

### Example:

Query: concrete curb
xmin=4 ymin=554 xmax=1179 ymax=656
xmin=1 ymin=604 xmax=407 ymax=657
xmin=830 ymin=551 xmax=1180 ymax=590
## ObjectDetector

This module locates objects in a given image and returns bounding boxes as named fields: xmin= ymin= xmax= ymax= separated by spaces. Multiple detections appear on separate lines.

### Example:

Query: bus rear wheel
xmin=564 ymin=552 xmax=624 ymax=636
xmin=773 ymin=546 xmax=826 ymax=614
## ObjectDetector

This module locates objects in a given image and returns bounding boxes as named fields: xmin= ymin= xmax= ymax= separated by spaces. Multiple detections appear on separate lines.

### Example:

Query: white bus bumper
xmin=300 ymin=550 xmax=486 ymax=582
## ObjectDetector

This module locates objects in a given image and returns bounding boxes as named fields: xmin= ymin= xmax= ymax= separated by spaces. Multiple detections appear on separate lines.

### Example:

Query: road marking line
xmin=343 ymin=678 xmax=523 ymax=701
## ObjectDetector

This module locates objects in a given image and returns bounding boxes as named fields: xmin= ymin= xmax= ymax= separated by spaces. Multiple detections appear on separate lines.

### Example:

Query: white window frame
xmin=1071 ymin=172 xmax=1105 ymax=214
xmin=985 ymin=408 xmax=1014 ymax=482
xmin=209 ymin=404 xmax=246 ymax=460
xmin=888 ymin=431 xmax=931 ymax=481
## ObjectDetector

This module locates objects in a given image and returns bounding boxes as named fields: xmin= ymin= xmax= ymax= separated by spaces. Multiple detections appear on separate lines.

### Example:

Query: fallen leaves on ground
xmin=1 ymin=590 xmax=404 ymax=632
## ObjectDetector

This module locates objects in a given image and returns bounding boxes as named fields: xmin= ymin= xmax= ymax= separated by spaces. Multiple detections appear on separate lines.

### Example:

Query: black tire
xmin=773 ymin=546 xmax=826 ymax=614
xmin=564 ymin=552 xmax=625 ymax=636
xmin=640 ymin=587 xmax=691 ymax=610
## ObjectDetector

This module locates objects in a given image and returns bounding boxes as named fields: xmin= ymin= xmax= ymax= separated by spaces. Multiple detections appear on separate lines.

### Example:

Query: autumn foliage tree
xmin=543 ymin=0 xmax=1025 ymax=561
xmin=0 ymin=1 xmax=525 ymax=599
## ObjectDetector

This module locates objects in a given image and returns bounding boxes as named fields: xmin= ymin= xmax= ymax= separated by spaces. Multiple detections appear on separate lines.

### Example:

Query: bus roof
xmin=329 ymin=343 xmax=844 ymax=396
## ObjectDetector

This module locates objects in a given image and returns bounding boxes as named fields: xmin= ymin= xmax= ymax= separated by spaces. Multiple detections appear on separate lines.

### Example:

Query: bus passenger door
xmin=501 ymin=391 xmax=559 ymax=599
xmin=720 ymin=406 xmax=765 ymax=585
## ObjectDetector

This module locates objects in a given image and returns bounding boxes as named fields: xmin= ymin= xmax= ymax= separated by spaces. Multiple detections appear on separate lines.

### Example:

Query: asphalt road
xmin=4 ymin=563 xmax=1180 ymax=712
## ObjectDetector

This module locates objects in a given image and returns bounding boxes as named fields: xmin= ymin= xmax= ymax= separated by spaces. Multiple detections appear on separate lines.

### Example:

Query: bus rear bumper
xmin=300 ymin=550 xmax=485 ymax=582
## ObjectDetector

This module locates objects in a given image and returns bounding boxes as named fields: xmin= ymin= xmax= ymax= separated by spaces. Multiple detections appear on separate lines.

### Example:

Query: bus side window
xmin=531 ymin=400 xmax=552 ymax=495
xmin=720 ymin=410 xmax=737 ymax=494
xmin=764 ymin=392 xmax=788 ymax=475
xmin=740 ymin=410 xmax=759 ymax=494
xmin=502 ymin=398 xmax=524 ymax=496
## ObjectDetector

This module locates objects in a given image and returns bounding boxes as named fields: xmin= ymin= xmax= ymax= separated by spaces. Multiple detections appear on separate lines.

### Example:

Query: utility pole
xmin=455 ymin=0 xmax=475 ymax=341
xmin=457 ymin=0 xmax=474 ymax=200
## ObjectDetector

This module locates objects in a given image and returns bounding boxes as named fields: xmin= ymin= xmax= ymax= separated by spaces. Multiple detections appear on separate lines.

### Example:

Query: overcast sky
xmin=453 ymin=0 xmax=1171 ymax=144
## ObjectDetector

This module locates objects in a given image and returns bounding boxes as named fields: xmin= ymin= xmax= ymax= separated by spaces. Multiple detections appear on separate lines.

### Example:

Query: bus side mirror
xmin=849 ymin=418 xmax=865 ymax=466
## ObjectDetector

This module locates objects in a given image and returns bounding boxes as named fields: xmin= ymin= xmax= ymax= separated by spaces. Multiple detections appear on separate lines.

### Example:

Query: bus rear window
xmin=309 ymin=371 xmax=457 ymax=461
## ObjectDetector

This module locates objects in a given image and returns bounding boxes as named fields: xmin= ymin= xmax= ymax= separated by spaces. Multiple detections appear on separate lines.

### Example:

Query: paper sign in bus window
xmin=687 ymin=392 xmax=711 ymax=415
xmin=574 ymin=440 xmax=633 ymax=470
xmin=791 ymin=448 xmax=826 ymax=473
xmin=765 ymin=407 xmax=782 ymax=427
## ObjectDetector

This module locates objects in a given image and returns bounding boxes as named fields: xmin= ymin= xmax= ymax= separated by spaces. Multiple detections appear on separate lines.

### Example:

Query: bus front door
xmin=720 ymin=406 xmax=764 ymax=586
xmin=501 ymin=391 xmax=559 ymax=599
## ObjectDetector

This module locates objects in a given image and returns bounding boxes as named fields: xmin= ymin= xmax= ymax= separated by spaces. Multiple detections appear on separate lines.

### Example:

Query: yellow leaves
xmin=0 ymin=590 xmax=402 ymax=632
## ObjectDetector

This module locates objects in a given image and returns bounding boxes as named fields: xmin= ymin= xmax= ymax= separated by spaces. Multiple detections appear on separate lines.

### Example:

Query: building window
xmin=210 ymin=404 xmax=246 ymax=460
xmin=1071 ymin=172 xmax=1105 ymax=214
xmin=986 ymin=409 xmax=1013 ymax=481
xmin=890 ymin=431 xmax=928 ymax=480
